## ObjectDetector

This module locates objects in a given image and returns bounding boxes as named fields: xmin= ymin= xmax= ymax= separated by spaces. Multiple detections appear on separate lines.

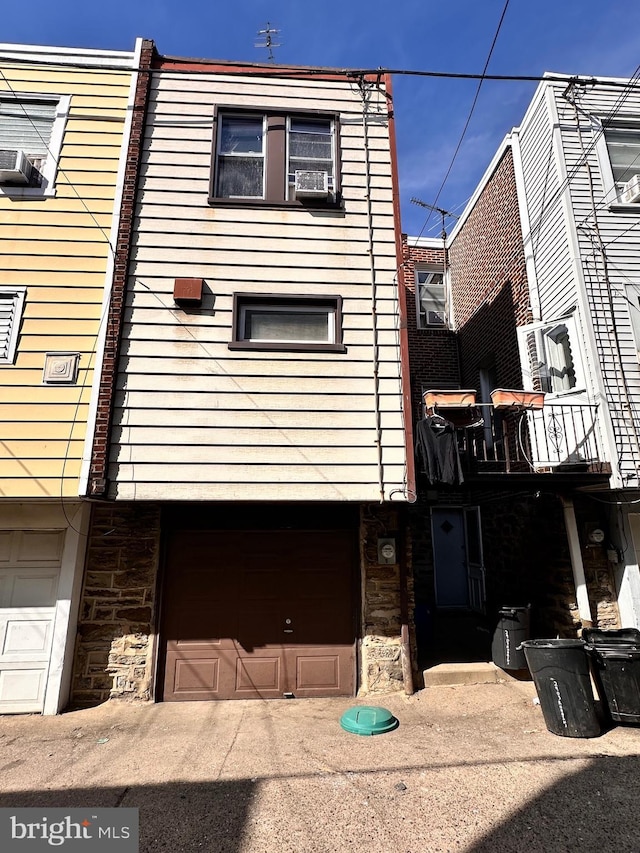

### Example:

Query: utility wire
xmin=1 ymin=53 xmax=639 ymax=87
xmin=522 ymin=66 xmax=640 ymax=247
xmin=412 ymin=0 xmax=511 ymax=242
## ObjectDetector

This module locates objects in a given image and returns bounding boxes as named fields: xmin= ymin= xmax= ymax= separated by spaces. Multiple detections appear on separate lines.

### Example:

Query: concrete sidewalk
xmin=1 ymin=680 xmax=639 ymax=852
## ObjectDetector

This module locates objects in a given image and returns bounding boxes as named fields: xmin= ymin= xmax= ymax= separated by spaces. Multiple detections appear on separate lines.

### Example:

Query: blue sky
xmin=3 ymin=0 xmax=640 ymax=235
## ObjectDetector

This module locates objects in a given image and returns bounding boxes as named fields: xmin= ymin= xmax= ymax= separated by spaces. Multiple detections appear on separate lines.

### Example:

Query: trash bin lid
xmin=583 ymin=628 xmax=640 ymax=646
xmin=340 ymin=706 xmax=399 ymax=736
xmin=521 ymin=639 xmax=585 ymax=649
xmin=588 ymin=646 xmax=640 ymax=658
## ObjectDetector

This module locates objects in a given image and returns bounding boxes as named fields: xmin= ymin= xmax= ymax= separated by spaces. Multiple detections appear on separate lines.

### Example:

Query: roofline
xmin=403 ymin=236 xmax=444 ymax=250
xmin=0 ymin=41 xmax=141 ymax=68
xmin=154 ymin=53 xmax=385 ymax=82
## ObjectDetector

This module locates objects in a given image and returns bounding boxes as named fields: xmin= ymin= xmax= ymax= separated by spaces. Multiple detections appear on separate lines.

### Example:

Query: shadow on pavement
xmin=0 ymin=779 xmax=256 ymax=853
xmin=467 ymin=754 xmax=640 ymax=853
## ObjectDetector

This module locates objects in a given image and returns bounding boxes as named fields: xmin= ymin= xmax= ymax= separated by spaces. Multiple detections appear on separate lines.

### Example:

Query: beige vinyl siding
xmin=0 ymin=57 xmax=133 ymax=498
xmin=110 ymin=69 xmax=405 ymax=501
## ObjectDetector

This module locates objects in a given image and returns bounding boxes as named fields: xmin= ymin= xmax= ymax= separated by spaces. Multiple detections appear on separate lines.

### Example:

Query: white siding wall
xmin=109 ymin=71 xmax=406 ymax=501
xmin=550 ymin=82 xmax=640 ymax=485
xmin=515 ymin=78 xmax=640 ymax=485
xmin=516 ymin=88 xmax=576 ymax=319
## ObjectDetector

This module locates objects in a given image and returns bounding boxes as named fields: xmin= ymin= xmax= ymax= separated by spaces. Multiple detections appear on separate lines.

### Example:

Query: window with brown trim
xmin=229 ymin=294 xmax=345 ymax=352
xmin=210 ymin=108 xmax=341 ymax=207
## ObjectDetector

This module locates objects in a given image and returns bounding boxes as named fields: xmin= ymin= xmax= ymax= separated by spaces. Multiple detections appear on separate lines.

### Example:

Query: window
xmin=626 ymin=284 xmax=640 ymax=361
xmin=517 ymin=316 xmax=584 ymax=394
xmin=0 ymin=94 xmax=69 ymax=196
xmin=0 ymin=287 xmax=26 ymax=364
xmin=230 ymin=294 xmax=344 ymax=352
xmin=415 ymin=267 xmax=446 ymax=328
xmin=210 ymin=108 xmax=339 ymax=206
xmin=595 ymin=120 xmax=640 ymax=206
xmin=605 ymin=127 xmax=640 ymax=202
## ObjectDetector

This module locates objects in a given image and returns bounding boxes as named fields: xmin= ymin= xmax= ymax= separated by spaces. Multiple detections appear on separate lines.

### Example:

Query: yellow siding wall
xmin=0 ymin=60 xmax=132 ymax=497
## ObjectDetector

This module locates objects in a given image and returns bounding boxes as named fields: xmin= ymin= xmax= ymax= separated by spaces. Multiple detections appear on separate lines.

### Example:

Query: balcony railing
xmin=458 ymin=402 xmax=609 ymax=477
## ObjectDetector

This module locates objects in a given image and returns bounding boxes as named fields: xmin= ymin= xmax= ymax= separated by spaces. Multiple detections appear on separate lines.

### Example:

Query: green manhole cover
xmin=340 ymin=705 xmax=399 ymax=736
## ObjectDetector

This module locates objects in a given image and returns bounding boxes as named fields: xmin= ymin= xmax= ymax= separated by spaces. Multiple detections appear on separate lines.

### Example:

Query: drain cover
xmin=340 ymin=706 xmax=399 ymax=736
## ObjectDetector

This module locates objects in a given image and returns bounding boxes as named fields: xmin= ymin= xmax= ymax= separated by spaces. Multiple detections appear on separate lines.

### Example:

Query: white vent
xmin=0 ymin=149 xmax=32 ymax=184
xmin=621 ymin=174 xmax=640 ymax=204
xmin=294 ymin=170 xmax=329 ymax=198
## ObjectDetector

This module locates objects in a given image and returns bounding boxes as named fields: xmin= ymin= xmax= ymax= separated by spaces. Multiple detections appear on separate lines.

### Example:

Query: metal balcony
xmin=459 ymin=401 xmax=610 ymax=482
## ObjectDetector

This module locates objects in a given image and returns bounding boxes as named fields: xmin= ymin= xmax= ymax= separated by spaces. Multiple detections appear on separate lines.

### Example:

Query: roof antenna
xmin=256 ymin=23 xmax=281 ymax=63
xmin=411 ymin=197 xmax=458 ymax=241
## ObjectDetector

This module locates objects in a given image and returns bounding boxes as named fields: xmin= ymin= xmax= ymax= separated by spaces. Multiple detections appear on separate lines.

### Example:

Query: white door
xmin=0 ymin=530 xmax=64 ymax=713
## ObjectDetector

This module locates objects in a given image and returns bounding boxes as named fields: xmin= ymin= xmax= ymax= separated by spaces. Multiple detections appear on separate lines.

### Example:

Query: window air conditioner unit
xmin=294 ymin=170 xmax=329 ymax=198
xmin=427 ymin=310 xmax=446 ymax=326
xmin=0 ymin=149 xmax=32 ymax=184
xmin=621 ymin=174 xmax=640 ymax=204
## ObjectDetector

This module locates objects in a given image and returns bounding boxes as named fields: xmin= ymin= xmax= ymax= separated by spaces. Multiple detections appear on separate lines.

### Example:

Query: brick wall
xmin=71 ymin=503 xmax=160 ymax=707
xmin=448 ymin=147 xmax=532 ymax=391
xmin=402 ymin=238 xmax=461 ymax=422
xmin=88 ymin=39 xmax=155 ymax=497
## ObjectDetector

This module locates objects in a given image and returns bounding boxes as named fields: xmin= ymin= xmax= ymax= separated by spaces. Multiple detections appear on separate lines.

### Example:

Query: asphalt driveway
xmin=1 ymin=680 xmax=639 ymax=852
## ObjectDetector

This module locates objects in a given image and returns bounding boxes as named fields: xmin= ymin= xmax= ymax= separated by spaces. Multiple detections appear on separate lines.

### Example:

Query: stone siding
xmin=71 ymin=503 xmax=160 ymax=707
xmin=359 ymin=504 xmax=415 ymax=694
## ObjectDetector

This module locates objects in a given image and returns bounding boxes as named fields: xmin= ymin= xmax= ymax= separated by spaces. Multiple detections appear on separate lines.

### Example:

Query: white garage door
xmin=0 ymin=530 xmax=64 ymax=713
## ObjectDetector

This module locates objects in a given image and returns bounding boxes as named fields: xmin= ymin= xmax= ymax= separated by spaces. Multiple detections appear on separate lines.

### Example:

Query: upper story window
xmin=0 ymin=286 xmax=26 ymax=364
xmin=210 ymin=108 xmax=340 ymax=207
xmin=0 ymin=94 xmax=69 ymax=197
xmin=517 ymin=315 xmax=584 ymax=395
xmin=229 ymin=293 xmax=345 ymax=353
xmin=416 ymin=267 xmax=447 ymax=328
xmin=605 ymin=127 xmax=640 ymax=202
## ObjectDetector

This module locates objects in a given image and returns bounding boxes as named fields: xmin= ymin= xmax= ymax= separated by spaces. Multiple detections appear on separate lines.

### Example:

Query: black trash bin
xmin=521 ymin=639 xmax=601 ymax=738
xmin=492 ymin=606 xmax=530 ymax=670
xmin=584 ymin=628 xmax=640 ymax=725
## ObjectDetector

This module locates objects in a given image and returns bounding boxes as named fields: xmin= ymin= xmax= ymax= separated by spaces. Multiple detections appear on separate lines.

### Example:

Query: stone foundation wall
xmin=71 ymin=503 xmax=160 ymax=707
xmin=359 ymin=504 xmax=415 ymax=694
xmin=409 ymin=490 xmax=620 ymax=660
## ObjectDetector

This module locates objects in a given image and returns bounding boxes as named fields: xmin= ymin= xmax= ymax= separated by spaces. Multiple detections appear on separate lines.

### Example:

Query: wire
xmin=0 ymin=67 xmax=128 ymax=534
xmin=415 ymin=0 xmax=511 ymax=240
xmin=3 ymin=53 xmax=638 ymax=86
xmin=522 ymin=66 xmax=640 ymax=248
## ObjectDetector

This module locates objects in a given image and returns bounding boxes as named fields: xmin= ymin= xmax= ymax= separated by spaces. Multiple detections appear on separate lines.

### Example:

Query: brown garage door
xmin=161 ymin=529 xmax=356 ymax=701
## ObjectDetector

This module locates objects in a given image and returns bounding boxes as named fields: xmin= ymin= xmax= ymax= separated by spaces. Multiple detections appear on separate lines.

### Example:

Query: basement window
xmin=229 ymin=294 xmax=345 ymax=352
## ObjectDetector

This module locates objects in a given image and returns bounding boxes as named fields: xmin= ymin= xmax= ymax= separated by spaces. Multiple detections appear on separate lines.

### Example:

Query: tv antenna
xmin=256 ymin=23 xmax=281 ymax=63
xmin=411 ymin=197 xmax=458 ymax=240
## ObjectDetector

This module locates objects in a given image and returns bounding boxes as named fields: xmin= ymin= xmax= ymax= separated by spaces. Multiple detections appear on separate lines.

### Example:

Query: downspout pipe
xmin=561 ymin=496 xmax=593 ymax=628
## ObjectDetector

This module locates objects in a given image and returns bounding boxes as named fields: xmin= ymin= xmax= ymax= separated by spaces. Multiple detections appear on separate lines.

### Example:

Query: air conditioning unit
xmin=427 ymin=310 xmax=446 ymax=326
xmin=0 ymin=149 xmax=32 ymax=184
xmin=621 ymin=174 xmax=640 ymax=204
xmin=294 ymin=170 xmax=329 ymax=198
